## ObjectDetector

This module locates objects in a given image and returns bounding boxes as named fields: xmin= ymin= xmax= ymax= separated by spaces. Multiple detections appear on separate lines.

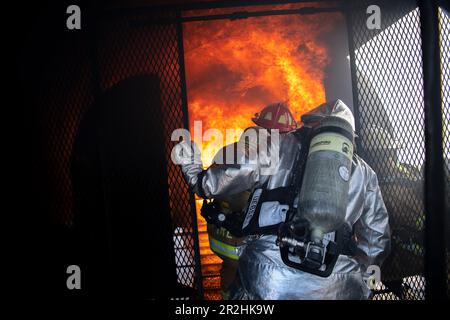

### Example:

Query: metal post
xmin=176 ymin=10 xmax=205 ymax=299
xmin=418 ymin=0 xmax=447 ymax=300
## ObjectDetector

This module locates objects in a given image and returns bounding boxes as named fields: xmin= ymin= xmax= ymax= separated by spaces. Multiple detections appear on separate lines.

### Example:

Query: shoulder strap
xmin=284 ymin=127 xmax=312 ymax=222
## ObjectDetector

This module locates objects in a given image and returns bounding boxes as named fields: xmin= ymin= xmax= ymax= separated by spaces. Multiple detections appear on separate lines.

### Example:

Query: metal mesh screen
xmin=348 ymin=0 xmax=426 ymax=299
xmin=438 ymin=6 xmax=450 ymax=298
xmin=95 ymin=10 xmax=202 ymax=298
xmin=33 ymin=8 xmax=202 ymax=298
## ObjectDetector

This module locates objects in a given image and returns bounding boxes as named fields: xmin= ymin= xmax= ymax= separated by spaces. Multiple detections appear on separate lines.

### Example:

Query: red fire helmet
xmin=252 ymin=102 xmax=297 ymax=133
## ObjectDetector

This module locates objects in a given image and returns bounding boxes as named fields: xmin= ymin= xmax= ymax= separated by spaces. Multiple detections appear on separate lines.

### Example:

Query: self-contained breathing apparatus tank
xmin=278 ymin=114 xmax=355 ymax=277
xmin=300 ymin=116 xmax=354 ymax=239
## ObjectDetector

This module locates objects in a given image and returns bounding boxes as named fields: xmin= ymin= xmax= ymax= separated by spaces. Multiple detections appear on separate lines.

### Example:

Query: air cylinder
xmin=298 ymin=116 xmax=355 ymax=242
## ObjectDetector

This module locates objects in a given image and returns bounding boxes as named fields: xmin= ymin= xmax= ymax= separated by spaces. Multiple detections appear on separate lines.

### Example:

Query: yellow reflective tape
xmin=309 ymin=132 xmax=353 ymax=161
xmin=209 ymin=237 xmax=239 ymax=260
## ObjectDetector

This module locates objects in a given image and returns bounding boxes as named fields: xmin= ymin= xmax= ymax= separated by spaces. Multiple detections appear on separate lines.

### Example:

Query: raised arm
xmin=175 ymin=140 xmax=261 ymax=199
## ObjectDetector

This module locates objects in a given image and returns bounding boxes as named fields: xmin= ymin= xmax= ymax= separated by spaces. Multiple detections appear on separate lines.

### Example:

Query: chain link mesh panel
xmin=35 ymin=34 xmax=94 ymax=227
xmin=348 ymin=0 xmax=426 ymax=299
xmin=95 ymin=10 xmax=202 ymax=298
xmin=438 ymin=6 xmax=450 ymax=298
xmin=33 ymin=8 xmax=202 ymax=298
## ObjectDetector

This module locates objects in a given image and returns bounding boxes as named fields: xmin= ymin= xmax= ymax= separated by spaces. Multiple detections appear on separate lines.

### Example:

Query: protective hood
xmin=300 ymin=99 xmax=356 ymax=132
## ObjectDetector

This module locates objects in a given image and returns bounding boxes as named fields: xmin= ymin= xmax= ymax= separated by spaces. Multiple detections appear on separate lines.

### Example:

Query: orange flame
xmin=184 ymin=10 xmax=341 ymax=167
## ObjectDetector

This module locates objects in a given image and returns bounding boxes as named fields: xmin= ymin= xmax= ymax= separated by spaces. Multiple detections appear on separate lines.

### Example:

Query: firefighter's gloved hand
xmin=173 ymin=140 xmax=203 ymax=190
xmin=173 ymin=140 xmax=202 ymax=165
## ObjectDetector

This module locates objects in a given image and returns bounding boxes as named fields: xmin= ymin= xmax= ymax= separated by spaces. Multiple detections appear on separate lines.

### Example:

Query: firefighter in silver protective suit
xmin=175 ymin=99 xmax=391 ymax=300
xmin=201 ymin=103 xmax=298 ymax=299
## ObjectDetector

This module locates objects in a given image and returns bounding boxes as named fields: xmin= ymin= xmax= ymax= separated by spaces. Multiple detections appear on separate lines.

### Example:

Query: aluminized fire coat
xmin=178 ymin=100 xmax=391 ymax=300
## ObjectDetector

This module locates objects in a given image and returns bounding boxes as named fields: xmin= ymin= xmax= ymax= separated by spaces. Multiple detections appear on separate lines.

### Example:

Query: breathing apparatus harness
xmin=242 ymin=124 xmax=357 ymax=277
xmin=201 ymin=199 xmax=246 ymax=238
xmin=199 ymin=125 xmax=357 ymax=277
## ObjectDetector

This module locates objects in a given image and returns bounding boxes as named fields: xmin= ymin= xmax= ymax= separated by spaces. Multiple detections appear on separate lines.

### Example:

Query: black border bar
xmin=419 ymin=0 xmax=447 ymax=300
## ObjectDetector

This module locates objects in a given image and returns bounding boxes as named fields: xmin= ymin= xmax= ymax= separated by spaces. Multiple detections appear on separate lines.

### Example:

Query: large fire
xmin=183 ymin=8 xmax=341 ymax=166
